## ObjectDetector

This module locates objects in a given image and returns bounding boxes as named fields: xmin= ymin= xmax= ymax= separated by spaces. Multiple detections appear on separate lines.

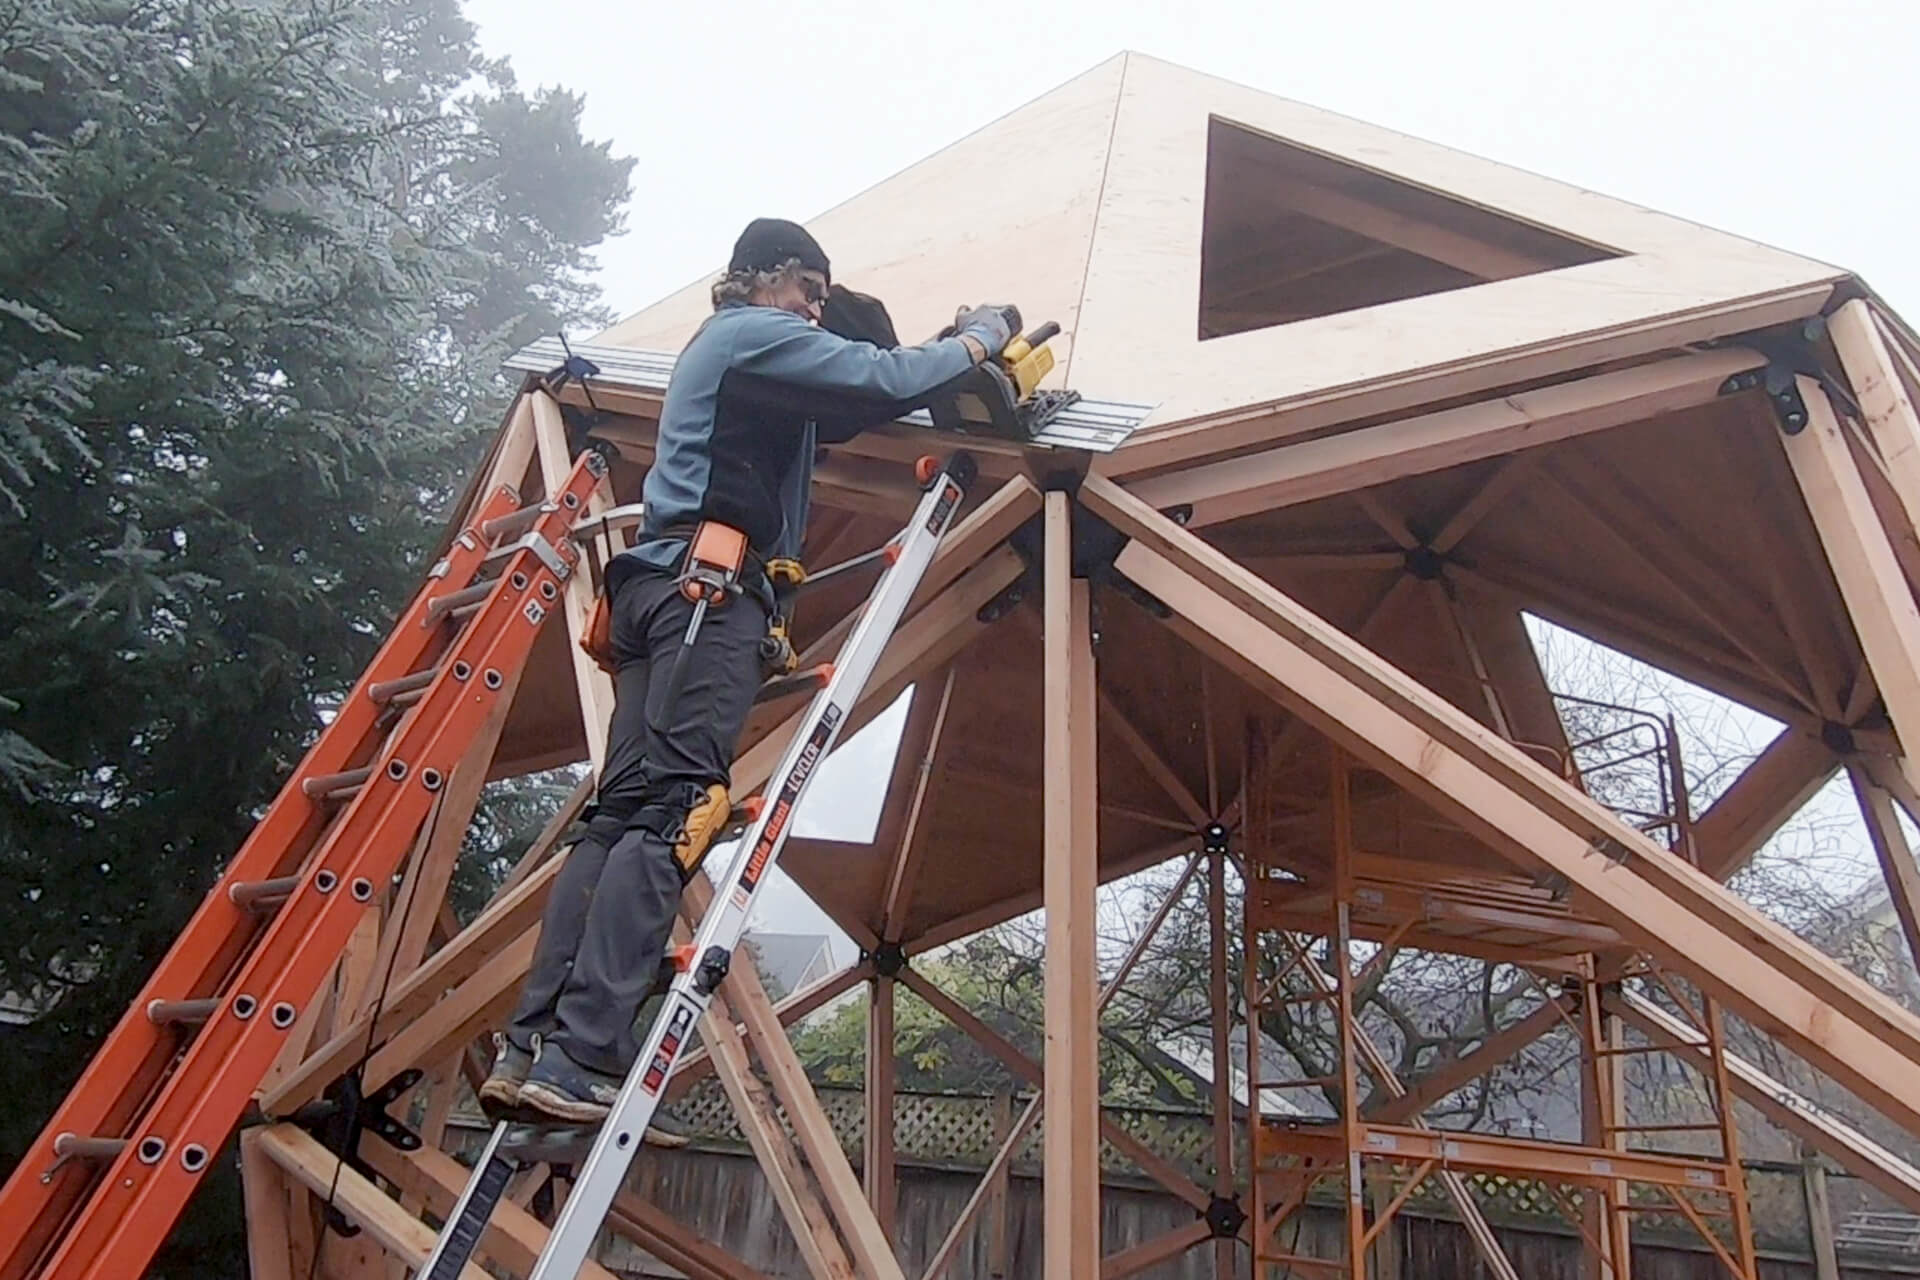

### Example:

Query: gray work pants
xmin=507 ymin=565 xmax=766 ymax=1076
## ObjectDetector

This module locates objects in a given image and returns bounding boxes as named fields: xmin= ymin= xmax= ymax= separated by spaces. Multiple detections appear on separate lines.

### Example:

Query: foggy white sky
xmin=461 ymin=1 xmax=1920 ymax=959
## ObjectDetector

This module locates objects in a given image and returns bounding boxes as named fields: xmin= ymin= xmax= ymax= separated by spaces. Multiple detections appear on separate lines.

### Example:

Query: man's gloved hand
xmin=952 ymin=304 xmax=1018 ymax=360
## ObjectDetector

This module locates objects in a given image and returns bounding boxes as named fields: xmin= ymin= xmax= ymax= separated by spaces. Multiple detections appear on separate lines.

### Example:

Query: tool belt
xmin=578 ymin=521 xmax=804 ymax=677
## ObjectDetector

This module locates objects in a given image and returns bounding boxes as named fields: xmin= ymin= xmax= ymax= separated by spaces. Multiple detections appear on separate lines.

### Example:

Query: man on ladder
xmin=480 ymin=216 xmax=1017 ymax=1129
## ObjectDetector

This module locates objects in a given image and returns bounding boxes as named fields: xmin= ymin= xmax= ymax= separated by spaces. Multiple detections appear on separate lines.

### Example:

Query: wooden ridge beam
xmin=1080 ymin=472 xmax=1920 ymax=1139
xmin=1128 ymin=348 xmax=1763 ymax=528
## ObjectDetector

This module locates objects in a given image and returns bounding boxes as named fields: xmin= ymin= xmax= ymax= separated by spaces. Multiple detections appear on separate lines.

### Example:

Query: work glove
xmin=952 ymin=303 xmax=1019 ymax=360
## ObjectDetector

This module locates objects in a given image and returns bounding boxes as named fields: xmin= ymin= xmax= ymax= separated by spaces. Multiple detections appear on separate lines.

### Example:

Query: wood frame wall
xmin=214 ymin=287 xmax=1920 ymax=1280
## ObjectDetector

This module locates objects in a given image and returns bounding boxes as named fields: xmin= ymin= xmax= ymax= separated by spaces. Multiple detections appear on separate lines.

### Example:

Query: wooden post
xmin=866 ymin=973 xmax=898 ymax=1246
xmin=1208 ymin=844 xmax=1237 ymax=1280
xmin=528 ymin=388 xmax=618 ymax=773
xmin=1801 ymin=1144 xmax=1842 ymax=1280
xmin=1781 ymin=375 xmax=1920 ymax=799
xmin=988 ymin=1090 xmax=1014 ymax=1280
xmin=1329 ymin=748 xmax=1369 ymax=1278
xmin=1043 ymin=490 xmax=1101 ymax=1279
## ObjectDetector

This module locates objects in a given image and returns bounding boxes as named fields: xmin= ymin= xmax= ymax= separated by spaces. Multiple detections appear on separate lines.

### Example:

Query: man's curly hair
xmin=711 ymin=256 xmax=807 ymax=310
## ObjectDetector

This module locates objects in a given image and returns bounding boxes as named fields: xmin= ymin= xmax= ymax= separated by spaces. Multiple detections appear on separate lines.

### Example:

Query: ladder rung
xmin=367 ymin=667 xmax=440 ymax=704
xmin=301 ymin=766 xmax=372 ymax=801
xmin=482 ymin=501 xmax=554 ymax=543
xmin=146 ymin=998 xmax=220 ymax=1027
xmin=52 ymin=1135 xmax=127 ymax=1162
xmin=426 ymin=582 xmax=493 ymax=623
xmin=229 ymin=875 xmax=302 ymax=909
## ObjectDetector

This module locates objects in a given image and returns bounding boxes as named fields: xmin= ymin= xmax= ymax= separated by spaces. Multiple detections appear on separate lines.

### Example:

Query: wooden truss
xmin=203 ymin=51 xmax=1920 ymax=1280
xmin=221 ymin=279 xmax=1920 ymax=1279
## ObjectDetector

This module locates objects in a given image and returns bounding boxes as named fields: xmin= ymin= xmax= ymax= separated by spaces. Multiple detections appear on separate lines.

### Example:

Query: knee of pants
xmin=633 ymin=780 xmax=733 ymax=884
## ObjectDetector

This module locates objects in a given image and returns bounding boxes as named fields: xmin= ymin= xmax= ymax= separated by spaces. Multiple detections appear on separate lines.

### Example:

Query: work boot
xmin=477 ymin=1033 xmax=534 ymax=1119
xmin=519 ymin=1041 xmax=621 ymax=1124
xmin=519 ymin=1042 xmax=692 ymax=1147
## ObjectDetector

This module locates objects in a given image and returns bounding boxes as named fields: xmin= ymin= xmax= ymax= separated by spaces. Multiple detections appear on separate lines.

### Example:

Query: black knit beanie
xmin=729 ymin=217 xmax=830 ymax=282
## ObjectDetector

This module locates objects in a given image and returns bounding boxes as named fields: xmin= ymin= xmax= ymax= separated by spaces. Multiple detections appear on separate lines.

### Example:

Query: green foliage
xmin=0 ymin=0 xmax=631 ymax=1270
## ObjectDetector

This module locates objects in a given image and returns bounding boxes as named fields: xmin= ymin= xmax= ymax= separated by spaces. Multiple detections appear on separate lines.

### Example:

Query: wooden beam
xmin=529 ymin=389 xmax=618 ymax=773
xmin=1043 ymin=491 xmax=1101 ymax=1280
xmin=878 ymin=668 xmax=958 ymax=940
xmin=1694 ymin=727 xmax=1837 ymax=880
xmin=1279 ymin=176 xmax=1568 ymax=280
xmin=664 ymin=960 xmax=872 ymax=1102
xmin=1782 ymin=374 xmax=1920 ymax=797
xmin=239 ymin=1130 xmax=296 ymax=1280
xmin=1367 ymin=999 xmax=1570 ymax=1125
xmin=732 ymin=546 xmax=1026 ymax=798
xmin=1101 ymin=687 xmax=1211 ymax=827
xmin=703 ymin=983 xmax=858 ymax=1279
xmin=1081 ymin=473 xmax=1920 ymax=1137
xmin=1831 ymin=298 xmax=1920 ymax=544
xmin=360 ymin=1141 xmax=620 ymax=1280
xmin=1802 ymin=1146 xmax=1843 ymax=1280
xmin=866 ymin=975 xmax=898 ymax=1244
xmin=682 ymin=879 xmax=906 ymax=1280
xmin=255 ymin=1125 xmax=489 ymax=1280
xmin=1852 ymin=762 xmax=1920 ymax=973
xmin=1129 ymin=349 xmax=1763 ymax=528
xmin=1607 ymin=989 xmax=1920 ymax=1216
xmin=1100 ymin=1219 xmax=1213 ymax=1279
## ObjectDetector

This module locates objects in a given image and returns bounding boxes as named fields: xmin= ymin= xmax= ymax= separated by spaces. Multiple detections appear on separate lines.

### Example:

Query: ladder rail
xmin=416 ymin=450 xmax=978 ymax=1280
xmin=0 ymin=480 xmax=525 ymax=1280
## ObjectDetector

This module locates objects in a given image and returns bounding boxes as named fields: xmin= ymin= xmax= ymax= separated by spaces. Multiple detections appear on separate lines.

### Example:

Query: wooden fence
xmin=444 ymin=1084 xmax=1920 ymax=1278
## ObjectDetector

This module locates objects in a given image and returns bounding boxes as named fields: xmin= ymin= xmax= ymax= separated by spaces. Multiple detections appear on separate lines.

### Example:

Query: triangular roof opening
xmin=1198 ymin=116 xmax=1617 ymax=340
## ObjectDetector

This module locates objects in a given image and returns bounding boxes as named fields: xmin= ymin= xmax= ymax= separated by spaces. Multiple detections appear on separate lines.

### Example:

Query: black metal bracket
xmin=1201 ymin=822 xmax=1231 ymax=856
xmin=1203 ymin=1193 xmax=1247 ymax=1238
xmin=1821 ymin=720 xmax=1857 ymax=755
xmin=289 ymin=1067 xmax=424 ymax=1236
xmin=1403 ymin=544 xmax=1448 ymax=582
xmin=865 ymin=941 xmax=908 ymax=978
xmin=1716 ymin=322 xmax=1860 ymax=435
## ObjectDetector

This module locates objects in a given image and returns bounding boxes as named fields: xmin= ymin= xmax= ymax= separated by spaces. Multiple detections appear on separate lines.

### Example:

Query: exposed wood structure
xmin=19 ymin=46 xmax=1920 ymax=1280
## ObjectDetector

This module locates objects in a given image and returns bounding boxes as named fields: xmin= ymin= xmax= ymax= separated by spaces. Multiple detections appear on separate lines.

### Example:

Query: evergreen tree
xmin=0 ymin=1 xmax=632 ymax=1270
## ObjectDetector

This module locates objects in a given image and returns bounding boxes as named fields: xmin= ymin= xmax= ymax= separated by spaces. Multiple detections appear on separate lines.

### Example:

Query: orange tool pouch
xmin=578 ymin=521 xmax=752 ymax=676
xmin=580 ymin=593 xmax=617 ymax=674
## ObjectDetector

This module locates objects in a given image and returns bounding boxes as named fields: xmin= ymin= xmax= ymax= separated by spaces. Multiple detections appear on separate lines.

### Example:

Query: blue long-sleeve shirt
xmin=609 ymin=301 xmax=976 ymax=601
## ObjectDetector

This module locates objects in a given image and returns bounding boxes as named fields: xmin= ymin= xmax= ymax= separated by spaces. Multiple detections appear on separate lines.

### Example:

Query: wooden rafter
xmin=1081 ymin=473 xmax=1920 ymax=1140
